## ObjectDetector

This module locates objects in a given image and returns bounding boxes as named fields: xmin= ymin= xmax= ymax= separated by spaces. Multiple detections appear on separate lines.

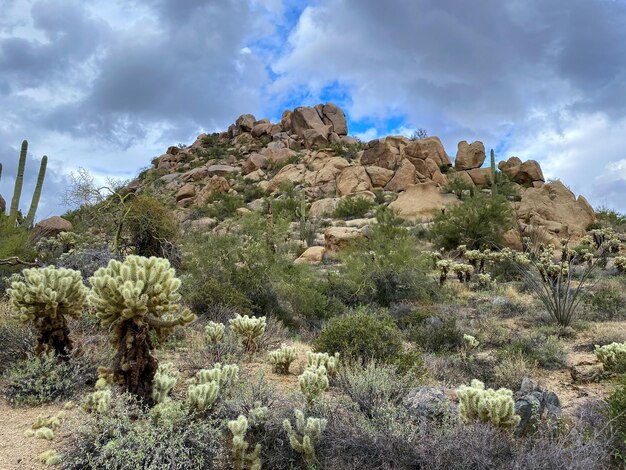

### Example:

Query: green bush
xmin=332 ymin=197 xmax=374 ymax=219
xmin=327 ymin=141 xmax=365 ymax=161
xmin=4 ymin=353 xmax=96 ymax=405
xmin=429 ymin=193 xmax=514 ymax=250
xmin=64 ymin=394 xmax=222 ymax=469
xmin=506 ymin=333 xmax=568 ymax=370
xmin=0 ymin=311 xmax=35 ymax=373
xmin=125 ymin=194 xmax=179 ymax=258
xmin=583 ymin=284 xmax=625 ymax=320
xmin=329 ymin=207 xmax=434 ymax=307
xmin=314 ymin=308 xmax=404 ymax=363
xmin=204 ymin=192 xmax=245 ymax=220
xmin=608 ymin=375 xmax=626 ymax=451
xmin=408 ymin=310 xmax=463 ymax=353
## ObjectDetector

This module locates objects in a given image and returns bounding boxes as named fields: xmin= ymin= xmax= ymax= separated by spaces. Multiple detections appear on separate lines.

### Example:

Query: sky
xmin=1 ymin=0 xmax=626 ymax=220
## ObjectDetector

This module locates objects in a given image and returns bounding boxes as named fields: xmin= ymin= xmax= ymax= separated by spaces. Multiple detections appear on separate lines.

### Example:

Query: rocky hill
xmin=131 ymin=103 xmax=596 ymax=254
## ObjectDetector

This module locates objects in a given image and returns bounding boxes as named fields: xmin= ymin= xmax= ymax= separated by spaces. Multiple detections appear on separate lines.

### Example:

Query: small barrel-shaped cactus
xmin=268 ymin=345 xmax=297 ymax=374
xmin=84 ymin=389 xmax=111 ymax=414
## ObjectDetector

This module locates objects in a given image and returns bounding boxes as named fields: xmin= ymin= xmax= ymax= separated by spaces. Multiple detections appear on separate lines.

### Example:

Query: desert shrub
xmin=56 ymin=245 xmax=121 ymax=282
xmin=64 ymin=394 xmax=222 ymax=469
xmin=0 ymin=219 xmax=35 ymax=294
xmin=329 ymin=207 xmax=435 ymax=307
xmin=336 ymin=361 xmax=421 ymax=418
xmin=0 ymin=303 xmax=36 ymax=372
xmin=493 ymin=352 xmax=536 ymax=390
xmin=443 ymin=171 xmax=475 ymax=200
xmin=608 ymin=375 xmax=626 ymax=452
xmin=125 ymin=194 xmax=179 ymax=258
xmin=467 ymin=312 xmax=511 ymax=347
xmin=583 ymin=284 xmax=625 ymax=320
xmin=3 ymin=353 xmax=95 ymax=405
xmin=327 ymin=140 xmax=365 ymax=161
xmin=332 ymin=196 xmax=374 ymax=219
xmin=314 ymin=307 xmax=404 ymax=363
xmin=429 ymin=193 xmax=514 ymax=250
xmin=506 ymin=333 xmax=568 ymax=370
xmin=408 ymin=309 xmax=463 ymax=353
xmin=590 ymin=322 xmax=626 ymax=346
xmin=205 ymin=191 xmax=245 ymax=220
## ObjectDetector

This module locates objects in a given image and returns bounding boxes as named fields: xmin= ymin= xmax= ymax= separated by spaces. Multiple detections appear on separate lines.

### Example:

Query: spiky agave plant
xmin=89 ymin=255 xmax=195 ymax=402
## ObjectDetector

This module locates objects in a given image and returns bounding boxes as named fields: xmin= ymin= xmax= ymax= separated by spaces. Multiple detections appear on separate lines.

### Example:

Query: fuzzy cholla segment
xmin=456 ymin=379 xmax=520 ymax=429
xmin=89 ymin=255 xmax=195 ymax=331
xmin=8 ymin=266 xmax=87 ymax=323
xmin=229 ymin=314 xmax=266 ymax=353
xmin=283 ymin=409 xmax=326 ymax=466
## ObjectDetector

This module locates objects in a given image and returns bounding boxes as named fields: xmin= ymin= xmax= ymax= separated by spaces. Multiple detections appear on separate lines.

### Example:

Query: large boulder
xmin=385 ymin=158 xmax=417 ymax=192
xmin=515 ymin=180 xmax=595 ymax=243
xmin=514 ymin=378 xmax=561 ymax=436
xmin=320 ymin=103 xmax=348 ymax=135
xmin=310 ymin=198 xmax=339 ymax=217
xmin=197 ymin=176 xmax=230 ymax=204
xmin=31 ymin=216 xmax=73 ymax=241
xmin=206 ymin=165 xmax=241 ymax=177
xmin=295 ymin=246 xmax=326 ymax=264
xmin=360 ymin=137 xmax=405 ymax=170
xmin=499 ymin=157 xmax=545 ymax=185
xmin=290 ymin=106 xmax=331 ymax=147
xmin=176 ymin=183 xmax=196 ymax=202
xmin=405 ymin=386 xmax=458 ymax=422
xmin=465 ymin=168 xmax=492 ymax=186
xmin=455 ymin=140 xmax=485 ymax=170
xmin=235 ymin=114 xmax=256 ymax=132
xmin=405 ymin=137 xmax=452 ymax=167
xmin=365 ymin=166 xmax=395 ymax=187
xmin=336 ymin=166 xmax=372 ymax=196
xmin=324 ymin=226 xmax=366 ymax=254
xmin=268 ymin=164 xmax=308 ymax=191
xmin=389 ymin=182 xmax=459 ymax=221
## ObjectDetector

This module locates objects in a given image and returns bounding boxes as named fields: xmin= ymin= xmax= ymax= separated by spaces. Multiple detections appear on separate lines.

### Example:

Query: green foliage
xmin=228 ymin=415 xmax=262 ymax=470
xmin=89 ymin=255 xmax=195 ymax=401
xmin=429 ymin=193 xmax=514 ymax=250
xmin=407 ymin=310 xmax=463 ymax=353
xmin=268 ymin=345 xmax=297 ymax=374
xmin=314 ymin=308 xmax=404 ymax=363
xmin=443 ymin=171 xmax=475 ymax=200
xmin=456 ymin=379 xmax=520 ymax=429
xmin=583 ymin=284 xmax=625 ymax=320
xmin=327 ymin=140 xmax=365 ymax=161
xmin=332 ymin=196 xmax=374 ymax=219
xmin=84 ymin=389 xmax=111 ymax=414
xmin=4 ymin=353 xmax=95 ymax=405
xmin=64 ymin=394 xmax=221 ymax=469
xmin=608 ymin=375 xmax=626 ymax=447
xmin=24 ymin=154 xmax=47 ymax=228
xmin=299 ymin=365 xmax=329 ymax=403
xmin=203 ymin=191 xmax=245 ymax=220
xmin=329 ymin=208 xmax=434 ymax=307
xmin=229 ymin=314 xmax=266 ymax=353
xmin=125 ymin=194 xmax=178 ymax=258
xmin=594 ymin=206 xmax=626 ymax=232
xmin=283 ymin=409 xmax=327 ymax=466
xmin=506 ymin=333 xmax=568 ymax=370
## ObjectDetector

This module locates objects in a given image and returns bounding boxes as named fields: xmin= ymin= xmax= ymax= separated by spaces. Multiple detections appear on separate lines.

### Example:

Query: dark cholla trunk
xmin=36 ymin=316 xmax=73 ymax=360
xmin=115 ymin=321 xmax=158 ymax=405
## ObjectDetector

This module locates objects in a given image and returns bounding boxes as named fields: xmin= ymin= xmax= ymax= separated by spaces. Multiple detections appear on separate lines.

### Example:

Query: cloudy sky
xmin=1 ymin=0 xmax=626 ymax=219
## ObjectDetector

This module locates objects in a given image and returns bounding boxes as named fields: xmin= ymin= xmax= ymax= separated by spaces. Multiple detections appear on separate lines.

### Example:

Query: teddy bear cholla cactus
xmin=229 ymin=314 xmax=266 ymax=353
xmin=456 ymin=379 xmax=520 ymax=429
xmin=268 ymin=345 xmax=297 ymax=374
xmin=228 ymin=415 xmax=262 ymax=470
xmin=8 ymin=266 xmax=87 ymax=357
xmin=306 ymin=352 xmax=340 ymax=377
xmin=299 ymin=365 xmax=329 ymax=403
xmin=152 ymin=362 xmax=180 ymax=404
xmin=283 ymin=409 xmax=327 ymax=467
xmin=595 ymin=342 xmax=626 ymax=372
xmin=88 ymin=256 xmax=195 ymax=402
xmin=205 ymin=321 xmax=225 ymax=343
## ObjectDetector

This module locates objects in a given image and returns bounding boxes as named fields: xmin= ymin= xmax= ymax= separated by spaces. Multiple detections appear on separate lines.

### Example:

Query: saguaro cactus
xmin=89 ymin=256 xmax=195 ymax=402
xmin=24 ymin=155 xmax=47 ymax=228
xmin=7 ymin=266 xmax=88 ymax=357
xmin=9 ymin=140 xmax=28 ymax=225
xmin=490 ymin=149 xmax=498 ymax=197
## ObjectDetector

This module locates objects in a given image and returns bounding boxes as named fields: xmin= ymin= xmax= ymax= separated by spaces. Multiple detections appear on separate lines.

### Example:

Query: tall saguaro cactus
xmin=490 ymin=149 xmax=498 ymax=197
xmin=9 ymin=140 xmax=28 ymax=225
xmin=24 ymin=155 xmax=47 ymax=228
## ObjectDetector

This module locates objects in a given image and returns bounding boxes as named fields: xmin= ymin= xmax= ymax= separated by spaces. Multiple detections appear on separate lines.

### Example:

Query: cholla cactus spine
xmin=283 ymin=409 xmax=326 ymax=467
xmin=228 ymin=415 xmax=262 ymax=470
xmin=205 ymin=321 xmax=225 ymax=343
xmin=8 ymin=266 xmax=87 ymax=357
xmin=152 ymin=362 xmax=180 ymax=404
xmin=187 ymin=382 xmax=219 ymax=412
xmin=456 ymin=379 xmax=520 ymax=429
xmin=229 ymin=314 xmax=266 ymax=353
xmin=299 ymin=365 xmax=329 ymax=403
xmin=306 ymin=351 xmax=340 ymax=377
xmin=268 ymin=345 xmax=297 ymax=374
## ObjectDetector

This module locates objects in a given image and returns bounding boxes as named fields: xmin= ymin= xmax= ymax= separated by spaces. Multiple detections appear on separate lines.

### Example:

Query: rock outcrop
xmin=31 ymin=216 xmax=73 ymax=241
xmin=455 ymin=140 xmax=485 ymax=170
xmin=388 ymin=182 xmax=459 ymax=221
xmin=499 ymin=156 xmax=545 ymax=185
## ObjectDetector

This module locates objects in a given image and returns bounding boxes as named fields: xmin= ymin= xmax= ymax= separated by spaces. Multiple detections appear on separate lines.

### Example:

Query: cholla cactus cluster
xmin=583 ymin=228 xmax=621 ymax=253
xmin=88 ymin=256 xmax=195 ymax=401
xmin=8 ymin=266 xmax=88 ymax=357
xmin=456 ymin=379 xmax=520 ymax=429
xmin=228 ymin=415 xmax=262 ymax=470
xmin=186 ymin=363 xmax=239 ymax=412
xmin=283 ymin=409 xmax=327 ymax=467
xmin=463 ymin=334 xmax=480 ymax=350
xmin=229 ymin=314 xmax=266 ymax=353
xmin=268 ymin=345 xmax=297 ymax=374
xmin=187 ymin=381 xmax=219 ymax=412
xmin=194 ymin=363 xmax=240 ymax=388
xmin=595 ymin=342 xmax=626 ymax=372
xmin=306 ymin=352 xmax=340 ymax=377
xmin=205 ymin=321 xmax=225 ymax=343
xmin=299 ymin=365 xmax=329 ymax=402
xmin=152 ymin=363 xmax=180 ymax=404
xmin=615 ymin=256 xmax=626 ymax=273
xmin=38 ymin=449 xmax=62 ymax=466
xmin=85 ymin=390 xmax=111 ymax=414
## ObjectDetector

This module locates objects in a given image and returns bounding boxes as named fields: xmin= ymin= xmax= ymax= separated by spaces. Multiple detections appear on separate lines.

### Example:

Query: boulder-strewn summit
xmin=135 ymin=102 xmax=594 ymax=247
